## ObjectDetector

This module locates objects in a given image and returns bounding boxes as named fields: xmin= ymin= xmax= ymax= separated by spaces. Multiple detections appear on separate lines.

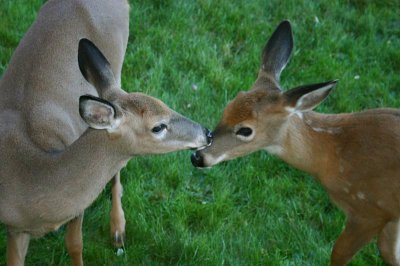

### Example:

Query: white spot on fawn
xmin=304 ymin=118 xmax=343 ymax=135
xmin=339 ymin=164 xmax=345 ymax=174
xmin=377 ymin=200 xmax=385 ymax=208
xmin=310 ymin=126 xmax=342 ymax=135
xmin=311 ymin=127 xmax=326 ymax=133
xmin=357 ymin=192 xmax=366 ymax=200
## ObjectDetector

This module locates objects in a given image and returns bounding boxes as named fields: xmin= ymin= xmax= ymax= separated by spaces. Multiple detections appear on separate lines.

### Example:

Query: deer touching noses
xmin=191 ymin=129 xmax=212 ymax=167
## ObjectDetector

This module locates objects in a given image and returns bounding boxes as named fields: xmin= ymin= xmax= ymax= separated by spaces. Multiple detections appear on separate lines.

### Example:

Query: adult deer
xmin=0 ymin=1 xmax=212 ymax=265
xmin=1 ymin=0 xmax=131 ymax=251
xmin=191 ymin=20 xmax=400 ymax=265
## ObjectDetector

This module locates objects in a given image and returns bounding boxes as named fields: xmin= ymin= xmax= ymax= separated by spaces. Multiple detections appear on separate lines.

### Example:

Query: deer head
xmin=191 ymin=21 xmax=336 ymax=167
xmin=78 ymin=39 xmax=212 ymax=156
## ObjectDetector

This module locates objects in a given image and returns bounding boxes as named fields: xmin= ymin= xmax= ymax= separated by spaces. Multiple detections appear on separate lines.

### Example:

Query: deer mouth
xmin=188 ymin=128 xmax=213 ymax=151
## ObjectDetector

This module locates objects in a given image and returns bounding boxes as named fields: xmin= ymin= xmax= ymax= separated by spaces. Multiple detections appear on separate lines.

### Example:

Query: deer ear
xmin=78 ymin=38 xmax=117 ymax=96
xmin=79 ymin=95 xmax=121 ymax=130
xmin=284 ymin=80 xmax=338 ymax=112
xmin=261 ymin=20 xmax=293 ymax=82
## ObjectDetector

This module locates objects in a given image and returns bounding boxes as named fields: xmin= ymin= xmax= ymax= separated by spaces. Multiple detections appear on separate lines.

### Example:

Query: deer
xmin=191 ymin=20 xmax=400 ymax=265
xmin=0 ymin=0 xmax=132 ymax=251
xmin=0 ymin=1 xmax=212 ymax=265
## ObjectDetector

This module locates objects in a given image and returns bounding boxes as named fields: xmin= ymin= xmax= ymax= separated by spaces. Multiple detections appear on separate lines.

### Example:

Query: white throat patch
xmin=265 ymin=145 xmax=283 ymax=155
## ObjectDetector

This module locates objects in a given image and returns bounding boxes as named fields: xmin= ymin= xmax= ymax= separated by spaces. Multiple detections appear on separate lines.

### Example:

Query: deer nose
xmin=204 ymin=128 xmax=213 ymax=146
xmin=191 ymin=151 xmax=205 ymax=168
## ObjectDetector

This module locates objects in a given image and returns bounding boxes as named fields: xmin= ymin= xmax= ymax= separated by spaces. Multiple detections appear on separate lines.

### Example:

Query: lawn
xmin=1 ymin=0 xmax=399 ymax=265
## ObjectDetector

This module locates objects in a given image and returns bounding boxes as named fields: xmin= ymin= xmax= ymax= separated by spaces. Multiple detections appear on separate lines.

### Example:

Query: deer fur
xmin=1 ymin=0 xmax=131 ymax=251
xmin=192 ymin=21 xmax=400 ymax=265
xmin=0 ymin=1 xmax=211 ymax=265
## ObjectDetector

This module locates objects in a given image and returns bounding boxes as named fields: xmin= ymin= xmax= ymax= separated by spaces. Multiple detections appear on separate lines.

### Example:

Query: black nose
xmin=204 ymin=128 xmax=213 ymax=146
xmin=191 ymin=151 xmax=205 ymax=168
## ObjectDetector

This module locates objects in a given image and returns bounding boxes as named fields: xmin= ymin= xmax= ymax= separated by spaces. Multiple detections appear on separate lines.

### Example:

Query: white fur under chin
xmin=264 ymin=145 xmax=283 ymax=156
xmin=205 ymin=153 xmax=227 ymax=167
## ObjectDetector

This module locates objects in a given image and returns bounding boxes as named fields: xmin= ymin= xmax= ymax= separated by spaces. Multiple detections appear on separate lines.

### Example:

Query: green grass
xmin=1 ymin=0 xmax=399 ymax=265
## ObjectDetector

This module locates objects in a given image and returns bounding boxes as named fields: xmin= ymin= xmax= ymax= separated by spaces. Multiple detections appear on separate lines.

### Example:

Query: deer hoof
xmin=116 ymin=247 xmax=124 ymax=256
xmin=112 ymin=230 xmax=125 ymax=249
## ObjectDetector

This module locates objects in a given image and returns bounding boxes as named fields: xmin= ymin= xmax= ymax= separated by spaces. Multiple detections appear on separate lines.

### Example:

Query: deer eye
xmin=235 ymin=127 xmax=253 ymax=137
xmin=151 ymin=124 xmax=167 ymax=133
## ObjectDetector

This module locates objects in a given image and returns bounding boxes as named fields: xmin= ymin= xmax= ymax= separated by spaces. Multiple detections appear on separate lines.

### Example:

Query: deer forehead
xmin=125 ymin=93 xmax=172 ymax=118
xmin=221 ymin=89 xmax=283 ymax=127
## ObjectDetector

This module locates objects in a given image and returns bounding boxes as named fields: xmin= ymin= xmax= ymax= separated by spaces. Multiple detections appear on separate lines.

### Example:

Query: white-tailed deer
xmin=192 ymin=20 xmax=400 ymax=265
xmin=0 ymin=1 xmax=212 ymax=265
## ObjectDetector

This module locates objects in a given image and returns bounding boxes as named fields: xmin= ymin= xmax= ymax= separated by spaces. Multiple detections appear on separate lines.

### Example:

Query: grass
xmin=1 ymin=0 xmax=399 ymax=265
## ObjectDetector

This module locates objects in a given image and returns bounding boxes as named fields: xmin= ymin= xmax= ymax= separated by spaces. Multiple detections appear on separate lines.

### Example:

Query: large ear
xmin=78 ymin=38 xmax=117 ymax=96
xmin=261 ymin=20 xmax=293 ymax=82
xmin=284 ymin=80 xmax=338 ymax=112
xmin=79 ymin=95 xmax=121 ymax=130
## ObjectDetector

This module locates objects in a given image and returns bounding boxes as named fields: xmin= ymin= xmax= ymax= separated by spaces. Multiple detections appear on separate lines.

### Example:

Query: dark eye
xmin=151 ymin=124 xmax=167 ymax=133
xmin=236 ymin=127 xmax=253 ymax=137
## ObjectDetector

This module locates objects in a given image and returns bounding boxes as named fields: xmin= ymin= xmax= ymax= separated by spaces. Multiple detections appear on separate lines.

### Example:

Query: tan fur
xmin=0 ymin=0 xmax=130 ymax=252
xmin=0 ymin=1 xmax=210 ymax=265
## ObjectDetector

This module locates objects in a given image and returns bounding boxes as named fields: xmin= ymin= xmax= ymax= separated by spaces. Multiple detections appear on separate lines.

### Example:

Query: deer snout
xmin=191 ymin=150 xmax=205 ymax=168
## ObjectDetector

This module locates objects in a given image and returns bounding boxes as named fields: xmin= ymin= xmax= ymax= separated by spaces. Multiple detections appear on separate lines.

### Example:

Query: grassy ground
xmin=1 ymin=0 xmax=399 ymax=265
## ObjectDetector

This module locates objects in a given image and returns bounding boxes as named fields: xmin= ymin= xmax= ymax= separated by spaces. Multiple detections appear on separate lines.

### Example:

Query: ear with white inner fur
xmin=284 ymin=80 xmax=338 ymax=112
xmin=79 ymin=95 xmax=121 ymax=130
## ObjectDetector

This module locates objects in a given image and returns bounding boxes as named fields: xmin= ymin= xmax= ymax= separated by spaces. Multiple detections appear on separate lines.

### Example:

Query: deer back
xmin=0 ymin=0 xmax=129 ymax=151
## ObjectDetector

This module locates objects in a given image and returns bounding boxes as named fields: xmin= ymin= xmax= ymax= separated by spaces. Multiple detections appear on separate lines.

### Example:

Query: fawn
xmin=192 ymin=20 xmax=400 ymax=265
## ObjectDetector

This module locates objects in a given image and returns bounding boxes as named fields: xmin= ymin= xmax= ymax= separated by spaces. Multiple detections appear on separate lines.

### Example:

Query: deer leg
xmin=330 ymin=217 xmax=385 ymax=266
xmin=7 ymin=230 xmax=30 ymax=266
xmin=110 ymin=172 xmax=126 ymax=248
xmin=378 ymin=219 xmax=400 ymax=266
xmin=65 ymin=213 xmax=84 ymax=266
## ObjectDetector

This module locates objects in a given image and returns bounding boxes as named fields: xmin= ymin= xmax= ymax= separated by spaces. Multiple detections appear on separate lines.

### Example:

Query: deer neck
xmin=19 ymin=128 xmax=131 ymax=227
xmin=50 ymin=128 xmax=129 ymax=197
xmin=274 ymin=112 xmax=340 ymax=180
xmin=59 ymin=128 xmax=129 ymax=176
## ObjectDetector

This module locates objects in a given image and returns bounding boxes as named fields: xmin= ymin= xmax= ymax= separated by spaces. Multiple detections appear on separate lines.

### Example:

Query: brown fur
xmin=195 ymin=21 xmax=400 ymax=265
